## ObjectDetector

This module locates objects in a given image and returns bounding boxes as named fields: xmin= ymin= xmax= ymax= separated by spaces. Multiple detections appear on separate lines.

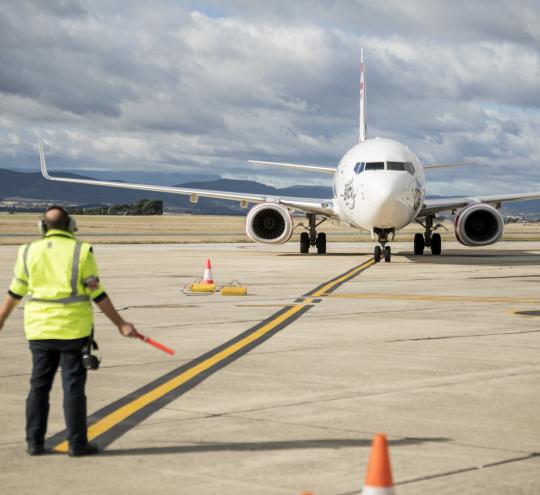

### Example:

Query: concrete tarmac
xmin=0 ymin=241 xmax=539 ymax=494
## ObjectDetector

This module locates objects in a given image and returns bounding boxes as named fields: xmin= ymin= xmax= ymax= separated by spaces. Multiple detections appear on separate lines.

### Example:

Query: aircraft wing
xmin=424 ymin=162 xmax=475 ymax=170
xmin=420 ymin=191 xmax=540 ymax=217
xmin=249 ymin=160 xmax=336 ymax=174
xmin=39 ymin=142 xmax=336 ymax=217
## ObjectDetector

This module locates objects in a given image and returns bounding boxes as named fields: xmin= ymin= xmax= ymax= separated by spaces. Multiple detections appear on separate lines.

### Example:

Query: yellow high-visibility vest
xmin=9 ymin=229 xmax=106 ymax=340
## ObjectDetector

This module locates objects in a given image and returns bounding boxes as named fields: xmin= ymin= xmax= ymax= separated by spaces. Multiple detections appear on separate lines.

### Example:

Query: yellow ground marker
xmin=221 ymin=286 xmax=248 ymax=296
xmin=189 ymin=283 xmax=216 ymax=293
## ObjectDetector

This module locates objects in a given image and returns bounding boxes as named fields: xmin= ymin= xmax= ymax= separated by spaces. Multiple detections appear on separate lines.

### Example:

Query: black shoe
xmin=27 ymin=443 xmax=46 ymax=456
xmin=68 ymin=442 xmax=99 ymax=457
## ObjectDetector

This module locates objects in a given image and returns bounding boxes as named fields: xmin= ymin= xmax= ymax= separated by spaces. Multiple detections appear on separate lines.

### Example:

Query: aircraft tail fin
xmin=359 ymin=48 xmax=367 ymax=143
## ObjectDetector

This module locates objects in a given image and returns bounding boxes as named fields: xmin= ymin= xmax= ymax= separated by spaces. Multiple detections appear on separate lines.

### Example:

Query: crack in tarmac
xmin=388 ymin=328 xmax=540 ymax=342
xmin=174 ymin=366 xmax=539 ymax=421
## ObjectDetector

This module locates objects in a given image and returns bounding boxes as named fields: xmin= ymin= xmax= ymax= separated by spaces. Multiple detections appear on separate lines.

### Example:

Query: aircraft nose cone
xmin=363 ymin=175 xmax=410 ymax=228
xmin=369 ymin=177 xmax=400 ymax=205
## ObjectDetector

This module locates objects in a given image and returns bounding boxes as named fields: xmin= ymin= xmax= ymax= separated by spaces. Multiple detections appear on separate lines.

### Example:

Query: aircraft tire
xmin=431 ymin=233 xmax=441 ymax=255
xmin=300 ymin=232 xmax=310 ymax=253
xmin=414 ymin=233 xmax=425 ymax=255
xmin=374 ymin=245 xmax=382 ymax=262
xmin=316 ymin=233 xmax=326 ymax=254
xmin=384 ymin=245 xmax=391 ymax=262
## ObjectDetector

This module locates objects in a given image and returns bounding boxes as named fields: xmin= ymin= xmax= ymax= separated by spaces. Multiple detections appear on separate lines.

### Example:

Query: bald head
xmin=44 ymin=206 xmax=70 ymax=231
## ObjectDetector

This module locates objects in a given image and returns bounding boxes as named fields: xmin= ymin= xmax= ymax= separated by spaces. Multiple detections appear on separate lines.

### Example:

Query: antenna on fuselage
xmin=359 ymin=48 xmax=367 ymax=143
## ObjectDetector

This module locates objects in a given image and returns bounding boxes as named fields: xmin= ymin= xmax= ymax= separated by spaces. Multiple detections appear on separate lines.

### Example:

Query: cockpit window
xmin=387 ymin=161 xmax=406 ymax=171
xmin=404 ymin=162 xmax=415 ymax=175
xmin=353 ymin=162 xmax=365 ymax=174
xmin=364 ymin=162 xmax=385 ymax=171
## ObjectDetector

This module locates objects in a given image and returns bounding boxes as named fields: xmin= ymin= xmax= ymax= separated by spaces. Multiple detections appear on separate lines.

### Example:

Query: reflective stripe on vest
xmin=26 ymin=241 xmax=90 ymax=304
xmin=23 ymin=244 xmax=30 ymax=278
xmin=27 ymin=295 xmax=90 ymax=304
xmin=71 ymin=241 xmax=83 ymax=297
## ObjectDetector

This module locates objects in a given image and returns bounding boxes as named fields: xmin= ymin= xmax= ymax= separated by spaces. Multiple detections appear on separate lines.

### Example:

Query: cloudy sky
xmin=1 ymin=0 xmax=539 ymax=195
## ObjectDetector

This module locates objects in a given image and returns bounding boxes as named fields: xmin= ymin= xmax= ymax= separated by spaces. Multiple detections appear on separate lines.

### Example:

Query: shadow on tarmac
xmin=279 ymin=253 xmax=364 ymax=257
xmin=281 ymin=250 xmax=540 ymax=266
xmin=97 ymin=436 xmax=450 ymax=456
xmin=400 ymin=250 xmax=540 ymax=266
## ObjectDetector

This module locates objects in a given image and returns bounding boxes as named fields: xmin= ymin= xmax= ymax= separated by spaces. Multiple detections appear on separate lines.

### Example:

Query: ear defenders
xmin=38 ymin=208 xmax=77 ymax=235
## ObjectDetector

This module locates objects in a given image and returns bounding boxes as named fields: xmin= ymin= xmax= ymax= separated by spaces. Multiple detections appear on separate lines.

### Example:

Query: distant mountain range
xmin=1 ymin=168 xmax=538 ymax=217
xmin=0 ymin=168 xmax=331 ymax=214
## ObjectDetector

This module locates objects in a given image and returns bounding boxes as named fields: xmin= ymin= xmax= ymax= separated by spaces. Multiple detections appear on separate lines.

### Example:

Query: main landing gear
xmin=373 ymin=228 xmax=394 ymax=263
xmin=300 ymin=213 xmax=327 ymax=254
xmin=414 ymin=215 xmax=445 ymax=256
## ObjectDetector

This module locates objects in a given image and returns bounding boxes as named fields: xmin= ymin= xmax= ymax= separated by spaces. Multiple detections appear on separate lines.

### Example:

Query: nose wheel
xmin=384 ymin=245 xmax=391 ymax=262
xmin=374 ymin=245 xmax=391 ymax=263
xmin=373 ymin=228 xmax=394 ymax=263
xmin=374 ymin=245 xmax=382 ymax=262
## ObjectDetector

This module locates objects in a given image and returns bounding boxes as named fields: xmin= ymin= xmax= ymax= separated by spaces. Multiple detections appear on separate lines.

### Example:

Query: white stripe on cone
xmin=202 ymin=259 xmax=214 ymax=284
xmin=362 ymin=486 xmax=396 ymax=495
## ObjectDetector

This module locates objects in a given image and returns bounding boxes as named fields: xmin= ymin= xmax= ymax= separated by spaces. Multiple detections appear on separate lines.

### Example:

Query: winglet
xmin=38 ymin=138 xmax=51 ymax=179
xmin=359 ymin=48 xmax=367 ymax=143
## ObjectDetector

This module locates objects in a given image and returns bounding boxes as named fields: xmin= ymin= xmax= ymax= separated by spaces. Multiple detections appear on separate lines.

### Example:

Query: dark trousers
xmin=27 ymin=338 xmax=88 ymax=447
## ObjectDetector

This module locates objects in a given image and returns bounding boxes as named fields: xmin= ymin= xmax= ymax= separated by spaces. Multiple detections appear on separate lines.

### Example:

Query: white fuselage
xmin=333 ymin=137 xmax=425 ymax=232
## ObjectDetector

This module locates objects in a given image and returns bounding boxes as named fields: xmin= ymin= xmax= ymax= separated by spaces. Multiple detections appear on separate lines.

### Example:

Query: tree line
xmin=68 ymin=199 xmax=163 ymax=216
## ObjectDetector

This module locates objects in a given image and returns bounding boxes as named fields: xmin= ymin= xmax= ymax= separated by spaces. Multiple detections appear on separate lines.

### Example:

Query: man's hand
xmin=118 ymin=321 xmax=139 ymax=338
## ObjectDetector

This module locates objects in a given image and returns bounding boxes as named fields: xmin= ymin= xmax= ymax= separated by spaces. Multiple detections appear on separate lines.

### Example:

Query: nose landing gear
xmin=373 ymin=228 xmax=394 ymax=263
xmin=299 ymin=213 xmax=327 ymax=254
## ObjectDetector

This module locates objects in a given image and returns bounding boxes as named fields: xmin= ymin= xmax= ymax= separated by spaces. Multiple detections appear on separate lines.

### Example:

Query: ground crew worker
xmin=0 ymin=206 xmax=138 ymax=456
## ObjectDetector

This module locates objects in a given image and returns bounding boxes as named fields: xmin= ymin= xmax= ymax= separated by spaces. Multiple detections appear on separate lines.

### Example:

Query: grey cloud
xmin=194 ymin=0 xmax=540 ymax=45
xmin=0 ymin=0 xmax=539 ymax=195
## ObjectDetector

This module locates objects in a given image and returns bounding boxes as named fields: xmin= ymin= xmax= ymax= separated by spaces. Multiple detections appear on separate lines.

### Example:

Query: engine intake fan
xmin=245 ymin=203 xmax=294 ymax=244
xmin=455 ymin=203 xmax=504 ymax=246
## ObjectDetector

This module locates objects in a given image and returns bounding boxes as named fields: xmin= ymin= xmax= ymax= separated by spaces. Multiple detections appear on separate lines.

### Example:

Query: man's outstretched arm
xmin=95 ymin=295 xmax=138 ymax=338
xmin=0 ymin=293 xmax=20 ymax=331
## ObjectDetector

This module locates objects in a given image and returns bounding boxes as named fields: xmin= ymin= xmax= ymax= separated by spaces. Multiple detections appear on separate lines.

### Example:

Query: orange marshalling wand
xmin=362 ymin=433 xmax=395 ymax=495
xmin=137 ymin=333 xmax=175 ymax=356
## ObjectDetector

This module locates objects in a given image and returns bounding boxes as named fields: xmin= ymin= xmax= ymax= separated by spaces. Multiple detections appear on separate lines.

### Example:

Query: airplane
xmin=38 ymin=49 xmax=540 ymax=262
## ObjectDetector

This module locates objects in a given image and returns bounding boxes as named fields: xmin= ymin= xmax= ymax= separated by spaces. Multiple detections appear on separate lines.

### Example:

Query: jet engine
xmin=246 ymin=203 xmax=294 ymax=244
xmin=454 ymin=203 xmax=504 ymax=246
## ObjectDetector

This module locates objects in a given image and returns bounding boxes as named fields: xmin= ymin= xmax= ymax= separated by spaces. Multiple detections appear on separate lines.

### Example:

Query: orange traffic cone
xmin=201 ymin=259 xmax=214 ymax=284
xmin=362 ymin=433 xmax=395 ymax=495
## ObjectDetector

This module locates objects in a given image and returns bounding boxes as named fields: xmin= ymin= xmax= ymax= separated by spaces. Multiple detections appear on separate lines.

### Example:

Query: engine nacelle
xmin=245 ymin=203 xmax=294 ymax=244
xmin=454 ymin=203 xmax=504 ymax=246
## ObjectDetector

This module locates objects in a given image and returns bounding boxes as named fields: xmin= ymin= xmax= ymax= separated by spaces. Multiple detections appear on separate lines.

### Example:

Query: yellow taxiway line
xmin=55 ymin=303 xmax=307 ymax=452
xmin=53 ymin=258 xmax=375 ymax=452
